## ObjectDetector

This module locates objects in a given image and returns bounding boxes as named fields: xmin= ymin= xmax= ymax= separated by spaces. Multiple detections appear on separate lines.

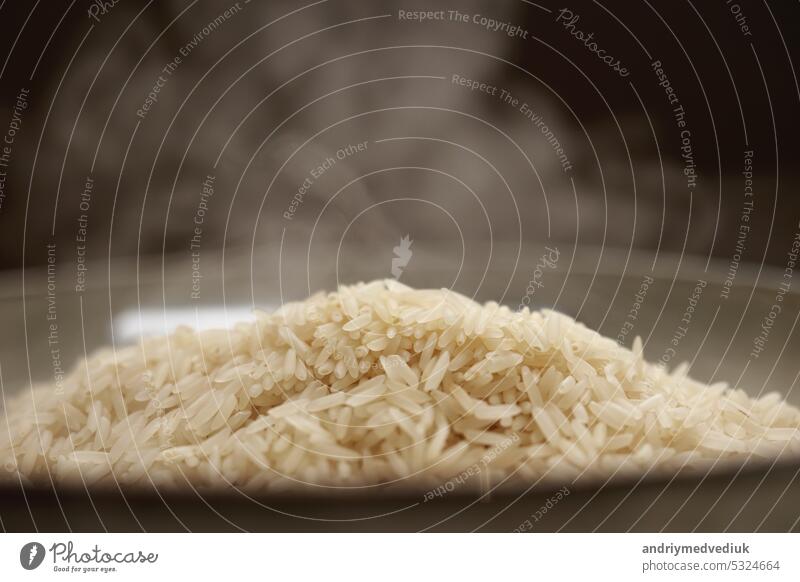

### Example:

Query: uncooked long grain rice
xmin=1 ymin=279 xmax=800 ymax=490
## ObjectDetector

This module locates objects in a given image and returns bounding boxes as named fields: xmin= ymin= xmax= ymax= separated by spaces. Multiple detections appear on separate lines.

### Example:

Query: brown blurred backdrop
xmin=0 ymin=0 xmax=798 ymax=278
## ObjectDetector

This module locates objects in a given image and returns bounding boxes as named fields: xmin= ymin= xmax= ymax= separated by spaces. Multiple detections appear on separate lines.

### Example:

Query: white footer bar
xmin=1 ymin=533 xmax=796 ymax=580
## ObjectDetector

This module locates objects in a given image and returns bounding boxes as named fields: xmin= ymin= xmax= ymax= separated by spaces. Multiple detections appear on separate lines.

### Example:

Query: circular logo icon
xmin=19 ymin=542 xmax=46 ymax=570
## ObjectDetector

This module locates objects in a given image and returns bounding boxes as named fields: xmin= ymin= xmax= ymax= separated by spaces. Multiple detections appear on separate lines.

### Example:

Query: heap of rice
xmin=2 ymin=279 xmax=800 ymax=491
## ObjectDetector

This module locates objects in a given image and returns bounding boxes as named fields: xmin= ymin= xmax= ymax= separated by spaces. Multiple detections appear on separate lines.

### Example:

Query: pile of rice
xmin=2 ymin=279 xmax=799 ymax=491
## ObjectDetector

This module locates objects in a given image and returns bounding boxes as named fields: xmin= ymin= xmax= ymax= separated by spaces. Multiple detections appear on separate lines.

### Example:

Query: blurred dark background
xmin=0 ymin=0 xmax=798 ymax=277
xmin=2 ymin=2 xmax=800 ymax=533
